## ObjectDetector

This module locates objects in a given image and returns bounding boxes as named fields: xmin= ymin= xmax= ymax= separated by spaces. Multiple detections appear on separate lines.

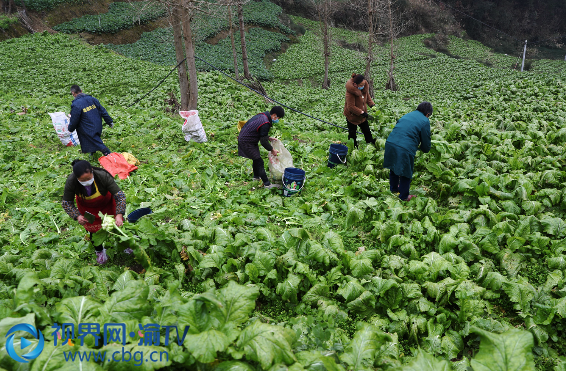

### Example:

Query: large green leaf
xmin=350 ymin=258 xmax=374 ymax=278
xmin=213 ymin=281 xmax=259 ymax=327
xmin=55 ymin=296 xmax=100 ymax=327
xmin=112 ymin=271 xmax=136 ymax=292
xmin=214 ymin=361 xmax=256 ymax=371
xmin=184 ymin=330 xmax=230 ymax=363
xmin=398 ymin=348 xmax=451 ymax=370
xmin=178 ymin=292 xmax=223 ymax=334
xmin=470 ymin=327 xmax=535 ymax=371
xmin=236 ymin=321 xmax=296 ymax=370
xmin=296 ymin=350 xmax=345 ymax=371
xmin=340 ymin=323 xmax=391 ymax=370
xmin=276 ymin=273 xmax=301 ymax=303
xmin=99 ymin=280 xmax=151 ymax=322
xmin=345 ymin=205 xmax=364 ymax=228
xmin=30 ymin=344 xmax=104 ymax=371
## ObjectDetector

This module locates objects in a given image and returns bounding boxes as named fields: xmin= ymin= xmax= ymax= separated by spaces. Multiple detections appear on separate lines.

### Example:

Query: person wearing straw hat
xmin=61 ymin=160 xmax=127 ymax=264
xmin=238 ymin=106 xmax=285 ymax=189
xmin=383 ymin=102 xmax=432 ymax=201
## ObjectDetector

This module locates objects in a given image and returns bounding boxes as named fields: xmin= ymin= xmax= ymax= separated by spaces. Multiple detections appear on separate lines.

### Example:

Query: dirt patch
xmin=263 ymin=37 xmax=297 ymax=69
xmin=204 ymin=24 xmax=289 ymax=45
xmin=0 ymin=21 xmax=29 ymax=41
xmin=78 ymin=17 xmax=168 ymax=45
xmin=337 ymin=39 xmax=366 ymax=52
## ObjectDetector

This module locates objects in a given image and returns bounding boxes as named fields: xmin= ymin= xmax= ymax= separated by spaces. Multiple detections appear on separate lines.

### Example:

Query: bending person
xmin=61 ymin=160 xmax=126 ymax=264
xmin=383 ymin=102 xmax=432 ymax=201
xmin=343 ymin=73 xmax=376 ymax=148
xmin=238 ymin=106 xmax=285 ymax=189
xmin=68 ymin=85 xmax=113 ymax=158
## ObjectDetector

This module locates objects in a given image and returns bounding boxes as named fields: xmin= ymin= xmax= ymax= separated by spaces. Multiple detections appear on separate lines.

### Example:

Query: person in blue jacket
xmin=383 ymin=102 xmax=432 ymax=201
xmin=68 ymin=85 xmax=113 ymax=157
xmin=238 ymin=106 xmax=285 ymax=189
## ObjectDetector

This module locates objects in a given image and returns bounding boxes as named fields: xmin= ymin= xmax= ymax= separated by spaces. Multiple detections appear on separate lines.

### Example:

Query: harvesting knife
xmin=84 ymin=212 xmax=95 ymax=223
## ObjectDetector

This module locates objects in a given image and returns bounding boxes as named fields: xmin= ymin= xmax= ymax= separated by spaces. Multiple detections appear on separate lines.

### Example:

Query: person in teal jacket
xmin=383 ymin=102 xmax=432 ymax=201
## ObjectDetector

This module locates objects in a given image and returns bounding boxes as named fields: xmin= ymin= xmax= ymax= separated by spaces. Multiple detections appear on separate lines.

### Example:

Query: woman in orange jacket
xmin=343 ymin=73 xmax=376 ymax=148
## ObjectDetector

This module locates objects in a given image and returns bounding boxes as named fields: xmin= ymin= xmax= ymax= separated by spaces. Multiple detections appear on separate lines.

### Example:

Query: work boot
xmin=403 ymin=195 xmax=417 ymax=202
xmin=264 ymin=183 xmax=282 ymax=189
xmin=253 ymin=176 xmax=261 ymax=181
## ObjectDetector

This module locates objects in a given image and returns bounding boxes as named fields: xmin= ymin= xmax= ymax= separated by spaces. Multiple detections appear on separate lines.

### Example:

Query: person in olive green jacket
xmin=383 ymin=102 xmax=432 ymax=201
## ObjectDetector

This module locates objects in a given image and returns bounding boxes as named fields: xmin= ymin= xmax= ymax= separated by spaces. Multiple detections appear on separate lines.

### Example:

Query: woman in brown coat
xmin=344 ymin=73 xmax=376 ymax=148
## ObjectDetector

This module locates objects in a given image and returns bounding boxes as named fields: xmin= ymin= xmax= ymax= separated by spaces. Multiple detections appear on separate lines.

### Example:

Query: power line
xmin=193 ymin=55 xmax=359 ymax=133
xmin=128 ymin=54 xmax=362 ymax=134
xmin=127 ymin=57 xmax=187 ymax=108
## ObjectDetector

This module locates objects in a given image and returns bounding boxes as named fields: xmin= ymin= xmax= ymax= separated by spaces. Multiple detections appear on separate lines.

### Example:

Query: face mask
xmin=272 ymin=119 xmax=279 ymax=124
xmin=78 ymin=177 xmax=94 ymax=186
xmin=358 ymin=86 xmax=364 ymax=90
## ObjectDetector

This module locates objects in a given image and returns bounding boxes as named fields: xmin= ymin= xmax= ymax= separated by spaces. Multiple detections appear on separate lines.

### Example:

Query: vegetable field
xmin=0 ymin=11 xmax=566 ymax=371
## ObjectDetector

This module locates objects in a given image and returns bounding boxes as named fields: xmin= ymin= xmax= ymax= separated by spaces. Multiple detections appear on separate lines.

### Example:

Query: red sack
xmin=98 ymin=153 xmax=138 ymax=180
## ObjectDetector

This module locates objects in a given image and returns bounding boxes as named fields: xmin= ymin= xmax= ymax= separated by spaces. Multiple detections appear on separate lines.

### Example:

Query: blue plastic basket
xmin=127 ymin=208 xmax=152 ymax=223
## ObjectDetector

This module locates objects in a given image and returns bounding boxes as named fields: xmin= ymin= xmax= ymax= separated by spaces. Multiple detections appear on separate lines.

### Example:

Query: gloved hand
xmin=361 ymin=112 xmax=369 ymax=118
xmin=109 ymin=122 xmax=114 ymax=128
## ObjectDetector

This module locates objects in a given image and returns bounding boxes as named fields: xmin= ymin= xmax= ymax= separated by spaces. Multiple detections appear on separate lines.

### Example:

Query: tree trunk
xmin=385 ymin=0 xmax=397 ymax=91
xmin=228 ymin=4 xmax=239 ymax=80
xmin=364 ymin=0 xmax=373 ymax=80
xmin=321 ymin=1 xmax=330 ymax=89
xmin=170 ymin=4 xmax=190 ymax=110
xmin=180 ymin=0 xmax=198 ymax=109
xmin=365 ymin=0 xmax=375 ymax=98
xmin=237 ymin=2 xmax=251 ymax=80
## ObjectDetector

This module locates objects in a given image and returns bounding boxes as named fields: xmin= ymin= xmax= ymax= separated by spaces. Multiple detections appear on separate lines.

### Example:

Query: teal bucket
xmin=282 ymin=168 xmax=305 ymax=197
xmin=328 ymin=143 xmax=348 ymax=168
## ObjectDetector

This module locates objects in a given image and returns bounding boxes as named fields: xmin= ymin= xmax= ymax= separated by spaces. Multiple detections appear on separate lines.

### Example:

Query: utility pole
xmin=521 ymin=40 xmax=527 ymax=72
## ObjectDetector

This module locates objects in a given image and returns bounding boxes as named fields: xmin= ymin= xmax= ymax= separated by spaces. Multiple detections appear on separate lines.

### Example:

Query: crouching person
xmin=61 ymin=160 xmax=126 ymax=264
xmin=238 ymin=106 xmax=285 ymax=189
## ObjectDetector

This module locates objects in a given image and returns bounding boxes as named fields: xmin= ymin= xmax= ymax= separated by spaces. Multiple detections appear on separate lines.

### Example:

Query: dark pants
xmin=390 ymin=170 xmax=411 ymax=200
xmin=89 ymin=232 xmax=104 ymax=252
xmin=252 ymin=158 xmax=270 ymax=186
xmin=347 ymin=119 xmax=375 ymax=148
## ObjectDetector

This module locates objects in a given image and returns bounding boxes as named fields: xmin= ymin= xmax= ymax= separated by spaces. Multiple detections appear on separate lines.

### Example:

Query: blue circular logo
xmin=5 ymin=324 xmax=44 ymax=363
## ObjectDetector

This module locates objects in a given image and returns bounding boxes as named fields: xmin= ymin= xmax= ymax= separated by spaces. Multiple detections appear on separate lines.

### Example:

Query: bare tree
xmin=227 ymin=2 xmax=240 ymax=80
xmin=312 ymin=0 xmax=335 ymax=89
xmin=235 ymin=0 xmax=252 ymax=80
xmin=179 ymin=0 xmax=199 ymax=109
xmin=383 ymin=0 xmax=408 ymax=91
xmin=168 ymin=2 xmax=191 ymax=109
xmin=219 ymin=0 xmax=240 ymax=80
xmin=350 ymin=0 xmax=384 ymax=98
xmin=158 ymin=0 xmax=214 ymax=110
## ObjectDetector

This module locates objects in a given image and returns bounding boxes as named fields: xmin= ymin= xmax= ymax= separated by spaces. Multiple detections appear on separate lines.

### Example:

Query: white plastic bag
xmin=180 ymin=110 xmax=207 ymax=143
xmin=268 ymin=139 xmax=293 ymax=181
xmin=48 ymin=112 xmax=80 ymax=147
